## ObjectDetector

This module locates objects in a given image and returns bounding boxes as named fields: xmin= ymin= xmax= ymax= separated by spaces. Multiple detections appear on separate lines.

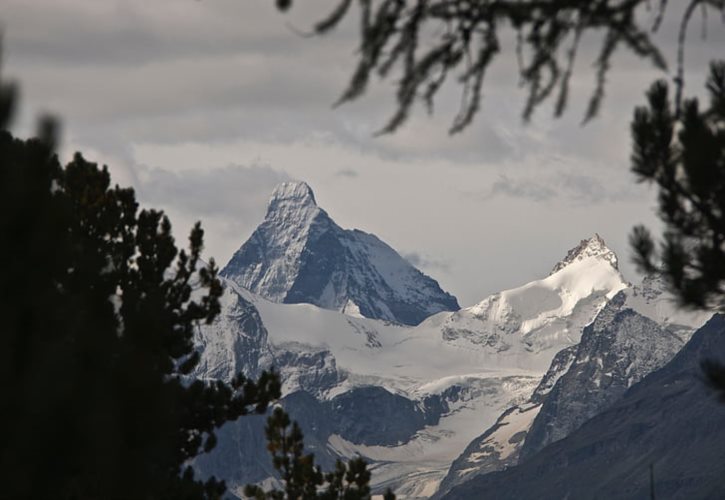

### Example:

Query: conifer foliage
xmin=630 ymin=61 xmax=725 ymax=312
xmin=277 ymin=0 xmax=724 ymax=133
xmin=0 ymin=59 xmax=280 ymax=499
xmin=245 ymin=407 xmax=394 ymax=500
xmin=629 ymin=61 xmax=725 ymax=397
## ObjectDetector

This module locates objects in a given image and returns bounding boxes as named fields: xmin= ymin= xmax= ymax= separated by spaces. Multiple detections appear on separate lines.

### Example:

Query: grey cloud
xmin=12 ymin=54 xmax=346 ymax=122
xmin=3 ymin=0 xmax=367 ymax=151
xmin=488 ymin=175 xmax=557 ymax=202
xmin=2 ymin=0 xmax=354 ymax=66
xmin=136 ymin=162 xmax=289 ymax=219
xmin=335 ymin=168 xmax=358 ymax=178
xmin=479 ymin=170 xmax=641 ymax=205
xmin=558 ymin=173 xmax=614 ymax=203
xmin=130 ymin=162 xmax=290 ymax=264
xmin=3 ymin=0 xmax=720 ymax=305
xmin=403 ymin=252 xmax=451 ymax=273
xmin=9 ymin=0 xmax=721 ymax=172
xmin=0 ymin=0 xmax=630 ymax=168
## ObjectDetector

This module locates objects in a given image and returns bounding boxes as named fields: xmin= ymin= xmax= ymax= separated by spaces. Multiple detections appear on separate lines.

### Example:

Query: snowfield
xmin=196 ymin=230 xmax=637 ymax=497
xmin=192 ymin=183 xmax=711 ymax=499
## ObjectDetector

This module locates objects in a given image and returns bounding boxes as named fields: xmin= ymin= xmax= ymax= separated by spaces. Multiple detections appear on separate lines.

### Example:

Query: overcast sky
xmin=3 ymin=0 xmax=724 ymax=306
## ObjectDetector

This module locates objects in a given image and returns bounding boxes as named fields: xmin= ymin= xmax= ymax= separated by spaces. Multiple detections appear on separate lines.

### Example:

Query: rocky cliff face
xmin=221 ymin=181 xmax=459 ymax=326
xmin=519 ymin=292 xmax=684 ymax=460
xmin=436 ymin=271 xmax=712 ymax=499
xmin=549 ymin=233 xmax=618 ymax=275
xmin=192 ymin=282 xmax=270 ymax=382
xmin=194 ymin=213 xmax=715 ymax=499
xmin=194 ymin=233 xmax=640 ymax=497
xmin=441 ymin=314 xmax=725 ymax=500
xmin=434 ymin=345 xmax=578 ymax=498
xmin=191 ymin=277 xmax=544 ymax=497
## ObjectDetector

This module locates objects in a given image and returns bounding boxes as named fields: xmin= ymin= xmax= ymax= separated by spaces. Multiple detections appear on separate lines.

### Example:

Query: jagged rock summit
xmin=434 ymin=269 xmax=711 ymax=499
xmin=200 ymin=228 xmax=704 ymax=497
xmin=549 ymin=233 xmax=618 ymax=275
xmin=431 ymin=231 xmax=628 ymax=373
xmin=221 ymin=181 xmax=460 ymax=325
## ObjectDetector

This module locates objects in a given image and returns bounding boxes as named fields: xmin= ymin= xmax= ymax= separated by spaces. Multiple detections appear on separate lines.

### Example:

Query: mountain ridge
xmin=221 ymin=181 xmax=459 ymax=325
xmin=549 ymin=233 xmax=619 ymax=275
xmin=196 ymin=223 xmax=642 ymax=496
xmin=435 ymin=272 xmax=711 ymax=498
xmin=440 ymin=314 xmax=725 ymax=500
xmin=193 ymin=182 xmax=714 ymax=498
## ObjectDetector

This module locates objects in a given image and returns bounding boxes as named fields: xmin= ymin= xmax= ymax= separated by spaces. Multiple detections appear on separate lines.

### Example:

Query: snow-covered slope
xmin=193 ymin=234 xmax=633 ymax=497
xmin=221 ymin=181 xmax=459 ymax=326
xmin=436 ymin=271 xmax=711 ymax=498
xmin=519 ymin=295 xmax=683 ymax=460
xmin=434 ymin=345 xmax=577 ymax=498
xmin=225 ymin=233 xmax=628 ymax=389
xmin=518 ymin=273 xmax=712 ymax=461
xmin=440 ymin=314 xmax=725 ymax=500
xmin=429 ymin=234 xmax=627 ymax=372
xmin=193 ymin=279 xmax=541 ymax=496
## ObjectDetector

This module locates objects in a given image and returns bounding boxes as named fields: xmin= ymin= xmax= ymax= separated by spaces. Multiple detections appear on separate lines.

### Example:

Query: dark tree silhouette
xmin=278 ymin=0 xmax=724 ymax=133
xmin=630 ymin=61 xmax=725 ymax=312
xmin=629 ymin=61 xmax=725 ymax=397
xmin=0 ymin=55 xmax=281 ymax=499
xmin=245 ymin=407 xmax=394 ymax=500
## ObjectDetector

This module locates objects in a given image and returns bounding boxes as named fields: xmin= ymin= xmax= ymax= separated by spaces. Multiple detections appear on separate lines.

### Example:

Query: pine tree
xmin=277 ymin=0 xmax=724 ymax=133
xmin=0 ymin=52 xmax=280 ymax=499
xmin=245 ymin=407 xmax=394 ymax=500
xmin=630 ymin=61 xmax=725 ymax=312
xmin=629 ymin=61 xmax=725 ymax=396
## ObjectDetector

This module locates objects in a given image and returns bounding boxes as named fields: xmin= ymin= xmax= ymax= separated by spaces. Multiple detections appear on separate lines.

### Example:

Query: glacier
xmin=436 ymin=270 xmax=711 ymax=498
xmin=194 ymin=217 xmax=643 ymax=496
xmin=190 ymin=181 xmax=715 ymax=499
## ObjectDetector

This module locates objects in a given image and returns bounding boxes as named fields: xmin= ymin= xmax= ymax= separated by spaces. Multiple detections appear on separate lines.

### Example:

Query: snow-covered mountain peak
xmin=549 ymin=233 xmax=618 ymax=275
xmin=431 ymin=235 xmax=627 ymax=372
xmin=269 ymin=181 xmax=317 ymax=208
xmin=222 ymin=181 xmax=459 ymax=325
xmin=265 ymin=181 xmax=322 ymax=225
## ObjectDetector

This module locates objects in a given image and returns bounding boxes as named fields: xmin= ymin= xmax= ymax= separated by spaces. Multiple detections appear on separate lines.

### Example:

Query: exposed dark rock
xmin=442 ymin=314 xmax=725 ymax=500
